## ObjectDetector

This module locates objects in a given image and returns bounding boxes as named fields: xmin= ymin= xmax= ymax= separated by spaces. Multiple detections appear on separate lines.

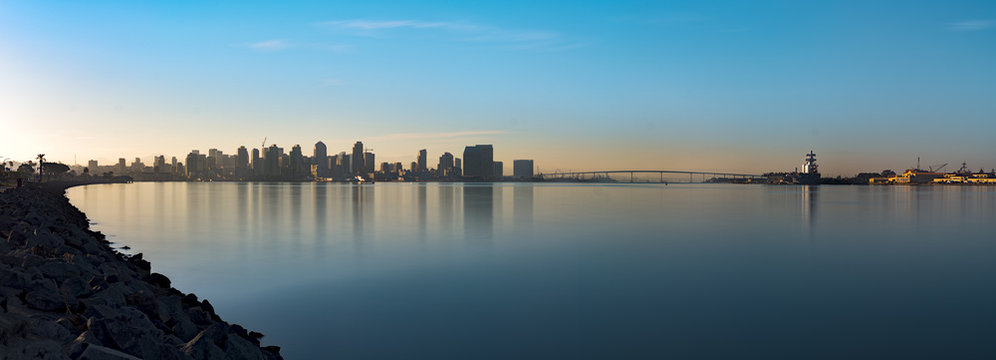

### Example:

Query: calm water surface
xmin=67 ymin=183 xmax=996 ymax=359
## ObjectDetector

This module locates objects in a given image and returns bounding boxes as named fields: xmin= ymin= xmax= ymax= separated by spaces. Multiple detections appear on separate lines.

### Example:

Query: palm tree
xmin=36 ymin=154 xmax=45 ymax=183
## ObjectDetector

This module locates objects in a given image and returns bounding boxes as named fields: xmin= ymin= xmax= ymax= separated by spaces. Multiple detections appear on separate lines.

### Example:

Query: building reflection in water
xmin=352 ymin=185 xmax=374 ymax=255
xmin=513 ymin=184 xmax=534 ymax=230
xmin=313 ymin=184 xmax=327 ymax=240
xmin=236 ymin=182 xmax=249 ymax=238
xmin=290 ymin=183 xmax=303 ymax=248
xmin=463 ymin=184 xmax=494 ymax=242
xmin=439 ymin=184 xmax=455 ymax=240
xmin=417 ymin=183 xmax=428 ymax=244
xmin=801 ymin=185 xmax=818 ymax=238
xmin=261 ymin=184 xmax=279 ymax=246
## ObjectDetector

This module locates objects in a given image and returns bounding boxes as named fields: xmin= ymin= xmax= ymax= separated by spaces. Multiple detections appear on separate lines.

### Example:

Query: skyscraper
xmin=438 ymin=152 xmax=454 ymax=177
xmin=290 ymin=145 xmax=304 ymax=178
xmin=462 ymin=145 xmax=494 ymax=180
xmin=185 ymin=151 xmax=206 ymax=178
xmin=351 ymin=141 xmax=364 ymax=176
xmin=331 ymin=153 xmax=342 ymax=178
xmin=251 ymin=148 xmax=260 ymax=177
xmin=364 ymin=152 xmax=375 ymax=174
xmin=208 ymin=149 xmax=223 ymax=168
xmin=263 ymin=145 xmax=282 ymax=179
xmin=131 ymin=157 xmax=144 ymax=173
xmin=417 ymin=149 xmax=427 ymax=172
xmin=87 ymin=160 xmax=98 ymax=173
xmin=236 ymin=146 xmax=249 ymax=175
xmin=493 ymin=161 xmax=503 ymax=179
xmin=153 ymin=155 xmax=166 ymax=173
xmin=513 ymin=160 xmax=534 ymax=180
xmin=314 ymin=141 xmax=328 ymax=177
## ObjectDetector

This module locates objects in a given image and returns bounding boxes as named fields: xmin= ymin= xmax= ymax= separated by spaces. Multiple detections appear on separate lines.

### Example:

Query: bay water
xmin=67 ymin=183 xmax=996 ymax=359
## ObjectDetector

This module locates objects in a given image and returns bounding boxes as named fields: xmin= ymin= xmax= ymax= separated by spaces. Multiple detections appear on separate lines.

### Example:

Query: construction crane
xmin=261 ymin=137 xmax=267 ymax=149
xmin=928 ymin=163 xmax=947 ymax=172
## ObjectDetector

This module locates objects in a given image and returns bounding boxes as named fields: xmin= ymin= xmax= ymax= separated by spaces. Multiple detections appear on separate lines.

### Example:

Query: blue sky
xmin=1 ymin=0 xmax=994 ymax=175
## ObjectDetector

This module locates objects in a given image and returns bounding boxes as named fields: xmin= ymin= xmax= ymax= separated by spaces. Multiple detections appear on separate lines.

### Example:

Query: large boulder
xmin=181 ymin=324 xmax=229 ymax=359
xmin=76 ymin=344 xmax=142 ymax=360
xmin=23 ymin=278 xmax=66 ymax=312
xmin=85 ymin=306 xmax=166 ymax=359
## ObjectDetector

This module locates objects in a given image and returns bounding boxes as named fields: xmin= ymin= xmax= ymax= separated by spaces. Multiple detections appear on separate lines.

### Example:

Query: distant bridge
xmin=537 ymin=170 xmax=767 ymax=183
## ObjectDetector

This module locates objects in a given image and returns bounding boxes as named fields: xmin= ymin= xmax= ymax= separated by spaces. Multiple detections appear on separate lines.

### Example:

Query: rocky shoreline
xmin=0 ymin=185 xmax=282 ymax=359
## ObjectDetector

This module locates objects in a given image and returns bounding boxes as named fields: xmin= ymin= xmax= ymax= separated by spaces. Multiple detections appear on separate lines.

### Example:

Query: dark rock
xmin=65 ymin=234 xmax=84 ymax=249
xmin=61 ymin=275 xmax=92 ymax=299
xmin=186 ymin=306 xmax=212 ymax=325
xmin=57 ymin=315 xmax=84 ymax=333
xmin=21 ymin=252 xmax=47 ymax=267
xmin=125 ymin=290 xmax=159 ymax=321
xmin=5 ymin=229 xmax=29 ymax=247
xmin=261 ymin=345 xmax=283 ymax=359
xmin=127 ymin=253 xmax=151 ymax=274
xmin=224 ymin=333 xmax=266 ymax=360
xmin=181 ymin=293 xmax=199 ymax=307
xmin=26 ymin=228 xmax=63 ymax=251
xmin=76 ymin=344 xmax=143 ymax=360
xmin=0 ymin=264 xmax=31 ymax=288
xmin=88 ymin=274 xmax=109 ymax=290
xmin=29 ymin=317 xmax=75 ymax=343
xmin=70 ymin=330 xmax=105 ymax=358
xmin=157 ymin=294 xmax=184 ymax=324
xmin=82 ymin=239 xmax=105 ymax=255
xmin=200 ymin=299 xmax=215 ymax=316
xmin=19 ymin=340 xmax=71 ymax=360
xmin=24 ymin=279 xmax=66 ymax=312
xmin=0 ymin=186 xmax=280 ymax=359
xmin=104 ymin=273 xmax=120 ymax=284
xmin=38 ymin=260 xmax=80 ymax=281
xmin=146 ymin=272 xmax=171 ymax=288
xmin=230 ymin=324 xmax=248 ymax=339
xmin=170 ymin=314 xmax=199 ymax=342
xmin=181 ymin=324 xmax=229 ymax=359
xmin=86 ymin=307 xmax=165 ymax=359
xmin=85 ymin=283 xmax=129 ymax=309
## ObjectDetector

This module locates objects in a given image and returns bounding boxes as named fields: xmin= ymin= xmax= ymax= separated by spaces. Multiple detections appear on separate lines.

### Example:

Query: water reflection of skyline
xmin=463 ymin=184 xmax=494 ymax=243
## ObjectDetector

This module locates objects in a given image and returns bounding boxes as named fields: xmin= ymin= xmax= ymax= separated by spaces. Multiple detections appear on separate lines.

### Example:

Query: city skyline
xmin=66 ymin=139 xmax=536 ymax=182
xmin=2 ymin=1 xmax=995 ymax=175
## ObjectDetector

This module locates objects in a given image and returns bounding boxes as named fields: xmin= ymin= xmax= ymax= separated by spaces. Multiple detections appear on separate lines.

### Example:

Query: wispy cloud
xmin=241 ymin=40 xmax=352 ymax=53
xmin=950 ymin=20 xmax=994 ymax=31
xmin=248 ymin=39 xmax=291 ymax=51
xmin=368 ymin=130 xmax=508 ymax=141
xmin=316 ymin=19 xmax=584 ymax=51
xmin=321 ymin=20 xmax=479 ymax=31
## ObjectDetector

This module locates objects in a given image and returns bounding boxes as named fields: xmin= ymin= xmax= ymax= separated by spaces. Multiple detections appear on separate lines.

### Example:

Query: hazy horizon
xmin=3 ymin=1 xmax=995 ymax=176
